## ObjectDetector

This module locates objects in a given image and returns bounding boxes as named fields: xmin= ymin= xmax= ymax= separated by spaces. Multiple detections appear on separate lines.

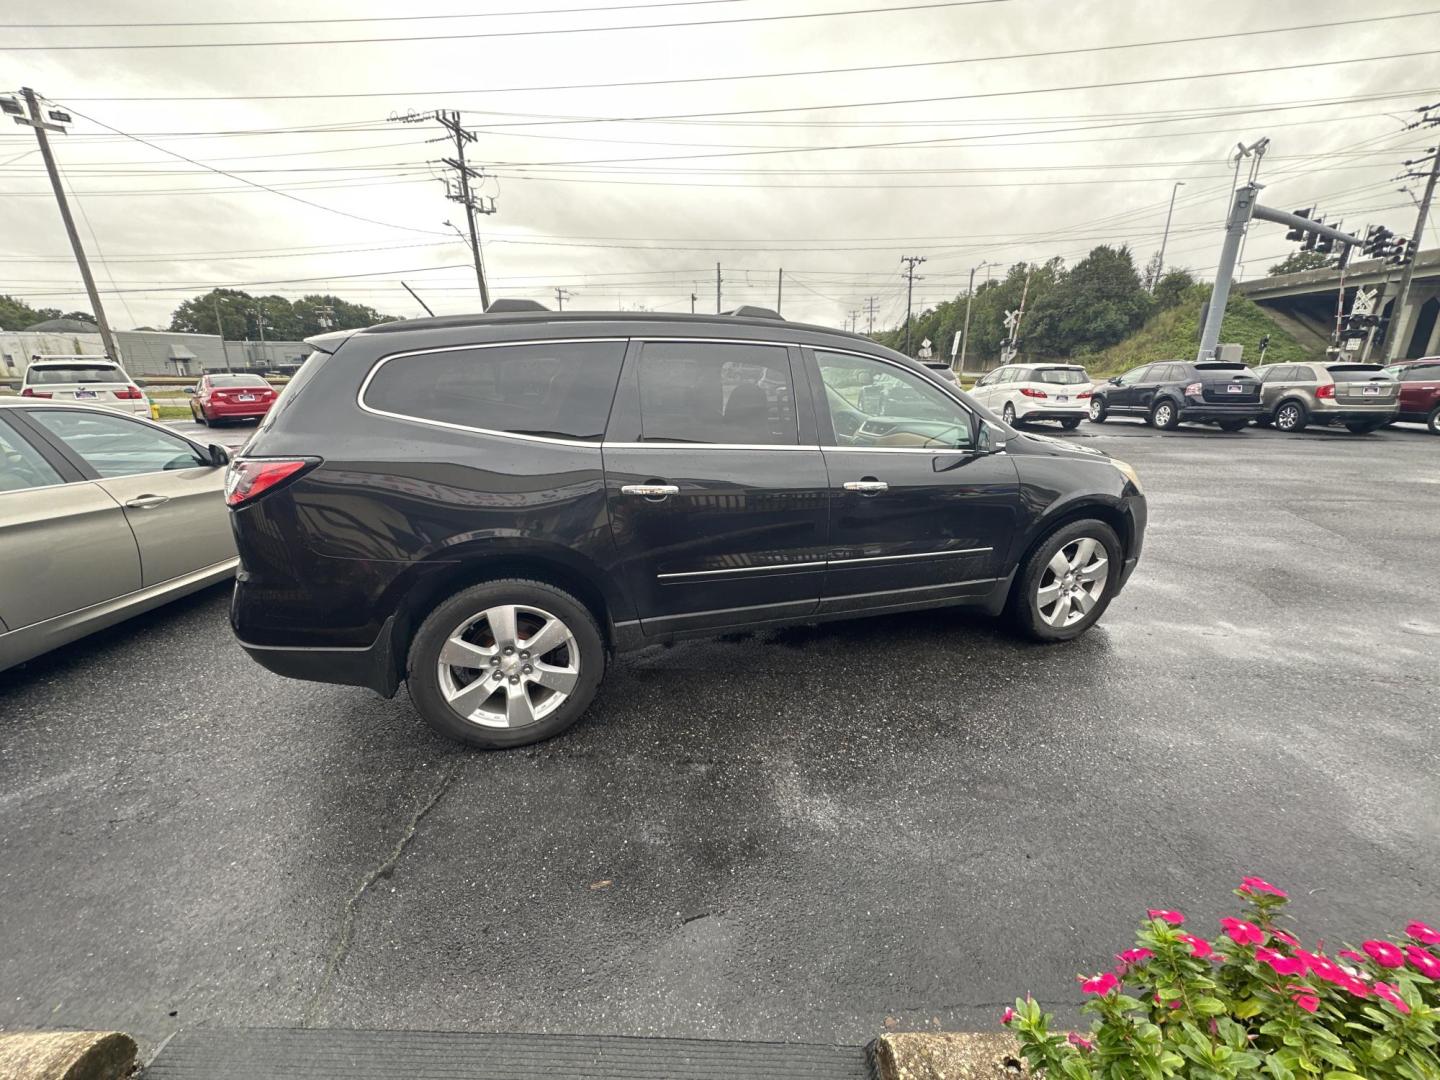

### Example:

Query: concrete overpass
xmin=1236 ymin=246 xmax=1440 ymax=360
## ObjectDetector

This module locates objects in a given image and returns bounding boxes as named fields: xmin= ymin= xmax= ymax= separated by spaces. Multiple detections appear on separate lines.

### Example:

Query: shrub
xmin=1004 ymin=880 xmax=1440 ymax=1080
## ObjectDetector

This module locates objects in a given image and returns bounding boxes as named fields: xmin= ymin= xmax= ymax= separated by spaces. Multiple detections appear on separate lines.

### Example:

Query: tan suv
xmin=1256 ymin=362 xmax=1399 ymax=433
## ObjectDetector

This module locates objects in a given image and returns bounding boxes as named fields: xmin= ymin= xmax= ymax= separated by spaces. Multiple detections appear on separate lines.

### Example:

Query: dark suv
xmin=1088 ymin=360 xmax=1262 ymax=430
xmin=228 ymin=308 xmax=1146 ymax=747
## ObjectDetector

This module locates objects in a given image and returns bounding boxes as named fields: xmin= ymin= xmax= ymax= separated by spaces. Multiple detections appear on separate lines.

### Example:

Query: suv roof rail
xmin=485 ymin=298 xmax=550 ymax=313
xmin=723 ymin=305 xmax=784 ymax=320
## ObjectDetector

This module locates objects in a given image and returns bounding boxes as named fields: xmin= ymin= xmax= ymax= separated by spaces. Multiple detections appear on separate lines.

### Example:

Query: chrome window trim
xmin=604 ymin=441 xmax=822 ymax=452
xmin=657 ymin=560 xmax=827 ymax=581
xmin=656 ymin=546 xmax=994 ymax=581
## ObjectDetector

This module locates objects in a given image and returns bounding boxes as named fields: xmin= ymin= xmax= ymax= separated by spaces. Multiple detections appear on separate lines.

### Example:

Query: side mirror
xmin=1108 ymin=376 xmax=1122 ymax=385
xmin=977 ymin=420 xmax=1007 ymax=454
xmin=183 ymin=385 xmax=197 ymax=395
xmin=207 ymin=443 xmax=230 ymax=467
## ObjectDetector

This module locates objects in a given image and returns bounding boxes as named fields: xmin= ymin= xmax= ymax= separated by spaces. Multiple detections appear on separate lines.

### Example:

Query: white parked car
xmin=20 ymin=356 xmax=153 ymax=419
xmin=968 ymin=363 xmax=1094 ymax=429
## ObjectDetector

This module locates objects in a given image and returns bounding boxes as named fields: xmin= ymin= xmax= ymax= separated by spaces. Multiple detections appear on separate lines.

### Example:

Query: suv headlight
xmin=1112 ymin=458 xmax=1142 ymax=492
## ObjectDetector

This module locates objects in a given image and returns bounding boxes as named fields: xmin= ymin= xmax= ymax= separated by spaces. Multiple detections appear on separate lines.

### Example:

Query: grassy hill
xmin=1083 ymin=284 xmax=1317 ymax=376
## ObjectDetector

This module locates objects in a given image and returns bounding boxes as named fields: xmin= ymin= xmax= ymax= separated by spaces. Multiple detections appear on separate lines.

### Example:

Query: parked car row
xmin=969 ymin=356 xmax=1440 ymax=436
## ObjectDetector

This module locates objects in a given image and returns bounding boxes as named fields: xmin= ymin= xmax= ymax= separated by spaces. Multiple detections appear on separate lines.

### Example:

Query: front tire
xmin=1150 ymin=399 xmax=1180 ymax=430
xmin=1059 ymin=417 xmax=1081 ymax=430
xmin=1088 ymin=397 xmax=1107 ymax=423
xmin=1002 ymin=401 xmax=1017 ymax=426
xmin=1007 ymin=520 xmax=1122 ymax=643
xmin=1274 ymin=400 xmax=1307 ymax=433
xmin=407 ymin=578 xmax=606 ymax=749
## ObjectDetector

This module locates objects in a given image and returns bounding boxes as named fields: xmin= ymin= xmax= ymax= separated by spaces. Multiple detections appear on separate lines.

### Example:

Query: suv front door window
xmin=601 ymin=341 xmax=827 ymax=635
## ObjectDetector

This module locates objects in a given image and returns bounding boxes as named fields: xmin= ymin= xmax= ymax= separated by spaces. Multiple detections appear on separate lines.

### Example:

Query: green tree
xmin=169 ymin=289 xmax=396 ymax=339
xmin=1024 ymin=245 xmax=1152 ymax=357
xmin=1153 ymin=268 xmax=1196 ymax=310
xmin=0 ymin=296 xmax=73 ymax=329
xmin=1268 ymin=250 xmax=1332 ymax=276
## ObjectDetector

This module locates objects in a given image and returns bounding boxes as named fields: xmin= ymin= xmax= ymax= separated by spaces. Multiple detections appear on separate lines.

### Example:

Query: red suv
xmin=190 ymin=373 xmax=278 ymax=426
xmin=1384 ymin=358 xmax=1440 ymax=434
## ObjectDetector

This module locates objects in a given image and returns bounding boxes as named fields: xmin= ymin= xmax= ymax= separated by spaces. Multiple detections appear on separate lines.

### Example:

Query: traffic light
xmin=1386 ymin=235 xmax=1413 ymax=265
xmin=1285 ymin=208 xmax=1314 ymax=242
xmin=1363 ymin=225 xmax=1393 ymax=258
xmin=1302 ymin=218 xmax=1324 ymax=252
xmin=1337 ymin=242 xmax=1355 ymax=270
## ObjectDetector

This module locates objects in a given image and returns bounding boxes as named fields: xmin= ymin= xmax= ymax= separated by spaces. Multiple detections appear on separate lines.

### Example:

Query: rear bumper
xmin=237 ymin=614 xmax=400 ymax=697
xmin=203 ymin=402 xmax=273 ymax=418
xmin=1018 ymin=407 xmax=1086 ymax=421
xmin=1310 ymin=405 xmax=1400 ymax=423
xmin=1177 ymin=401 xmax=1263 ymax=422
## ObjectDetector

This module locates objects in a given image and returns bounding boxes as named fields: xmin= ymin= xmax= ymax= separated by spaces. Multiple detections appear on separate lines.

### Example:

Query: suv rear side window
xmin=636 ymin=342 xmax=796 ymax=445
xmin=363 ymin=340 xmax=626 ymax=442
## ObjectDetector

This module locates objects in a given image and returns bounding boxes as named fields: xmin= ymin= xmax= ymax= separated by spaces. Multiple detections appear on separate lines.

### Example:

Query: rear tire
xmin=407 ymin=578 xmax=606 ymax=749
xmin=192 ymin=406 xmax=208 ymax=427
xmin=1087 ymin=397 xmax=1107 ymax=423
xmin=1059 ymin=417 xmax=1081 ymax=430
xmin=1274 ymin=400 xmax=1307 ymax=433
xmin=1427 ymin=405 xmax=1440 ymax=435
xmin=1345 ymin=421 xmax=1382 ymax=434
xmin=1150 ymin=399 xmax=1180 ymax=430
xmin=1007 ymin=519 xmax=1122 ymax=643
xmin=1217 ymin=419 xmax=1248 ymax=432
xmin=1002 ymin=401 xmax=1017 ymax=426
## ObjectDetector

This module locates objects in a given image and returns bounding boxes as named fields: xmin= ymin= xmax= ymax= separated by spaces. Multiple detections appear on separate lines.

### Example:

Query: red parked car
xmin=190 ymin=373 xmax=278 ymax=426
xmin=1384 ymin=357 xmax=1440 ymax=434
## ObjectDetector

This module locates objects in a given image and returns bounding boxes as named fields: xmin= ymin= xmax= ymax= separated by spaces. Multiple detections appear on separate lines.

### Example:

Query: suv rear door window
xmin=635 ymin=342 xmax=796 ymax=445
xmin=28 ymin=409 xmax=208 ymax=477
xmin=0 ymin=417 xmax=63 ymax=492
xmin=362 ymin=340 xmax=626 ymax=442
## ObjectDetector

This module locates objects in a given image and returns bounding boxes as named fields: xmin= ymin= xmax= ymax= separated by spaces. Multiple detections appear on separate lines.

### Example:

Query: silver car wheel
xmin=1276 ymin=403 xmax=1300 ymax=431
xmin=1089 ymin=398 xmax=1104 ymax=420
xmin=436 ymin=603 xmax=580 ymax=729
xmin=1002 ymin=401 xmax=1016 ymax=425
xmin=1035 ymin=537 xmax=1109 ymax=629
xmin=1154 ymin=403 xmax=1173 ymax=427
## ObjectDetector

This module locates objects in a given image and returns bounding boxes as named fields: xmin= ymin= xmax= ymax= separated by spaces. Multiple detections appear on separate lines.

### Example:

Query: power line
xmin=1 ymin=0 xmax=1006 ymax=50
xmin=0 ymin=0 xmax=745 ymax=28
xmin=45 ymin=10 xmax=1439 ymax=101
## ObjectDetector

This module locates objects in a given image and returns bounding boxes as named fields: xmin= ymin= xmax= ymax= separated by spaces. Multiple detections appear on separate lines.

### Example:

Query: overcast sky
xmin=1 ymin=0 xmax=1436 ymax=335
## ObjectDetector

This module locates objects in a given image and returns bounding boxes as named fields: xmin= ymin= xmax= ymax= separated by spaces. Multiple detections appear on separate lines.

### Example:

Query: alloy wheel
xmin=435 ymin=604 xmax=580 ymax=728
xmin=1089 ymin=398 xmax=1104 ymax=420
xmin=1154 ymin=403 xmax=1173 ymax=427
xmin=1002 ymin=402 xmax=1016 ymax=425
xmin=1276 ymin=404 xmax=1301 ymax=431
xmin=1035 ymin=536 xmax=1109 ymax=629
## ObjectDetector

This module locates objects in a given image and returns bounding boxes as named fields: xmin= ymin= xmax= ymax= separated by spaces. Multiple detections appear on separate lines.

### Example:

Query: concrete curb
xmin=870 ymin=1032 xmax=1028 ymax=1080
xmin=0 ymin=1031 xmax=137 ymax=1080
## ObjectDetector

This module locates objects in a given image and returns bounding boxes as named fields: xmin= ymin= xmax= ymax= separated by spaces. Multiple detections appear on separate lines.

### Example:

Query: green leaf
xmin=1234 ymin=998 xmax=1265 ymax=1019
xmin=1192 ymin=997 xmax=1228 ymax=1017
xmin=1320 ymin=1073 xmax=1367 ymax=1080
xmin=1312 ymin=1045 xmax=1355 ymax=1071
xmin=1370 ymin=1036 xmax=1396 ymax=1062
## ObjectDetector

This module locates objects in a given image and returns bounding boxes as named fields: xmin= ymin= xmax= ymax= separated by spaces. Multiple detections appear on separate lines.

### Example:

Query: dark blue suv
xmin=227 ymin=306 xmax=1146 ymax=747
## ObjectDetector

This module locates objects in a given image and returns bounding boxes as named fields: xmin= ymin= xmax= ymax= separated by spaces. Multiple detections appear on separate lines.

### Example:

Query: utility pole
xmin=1153 ymin=181 xmax=1186 ymax=291
xmin=211 ymin=294 xmax=232 ymax=371
xmin=554 ymin=287 xmax=572 ymax=311
xmin=848 ymin=309 xmax=862 ymax=333
xmin=865 ymin=296 xmax=877 ymax=335
xmin=690 ymin=291 xmax=697 ymax=314
xmin=1386 ymin=111 xmax=1439 ymax=361
xmin=10 ymin=88 xmax=120 ymax=362
xmin=401 ymin=281 xmax=435 ymax=317
xmin=776 ymin=268 xmax=783 ymax=315
xmin=427 ymin=109 xmax=496 ymax=310
xmin=901 ymin=255 xmax=926 ymax=355
xmin=959 ymin=260 xmax=992 ymax=372
xmin=715 ymin=263 xmax=722 ymax=314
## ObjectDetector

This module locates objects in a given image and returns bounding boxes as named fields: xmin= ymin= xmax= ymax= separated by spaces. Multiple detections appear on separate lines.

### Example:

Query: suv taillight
xmin=1317 ymin=384 xmax=1335 ymax=399
xmin=225 ymin=457 xmax=320 ymax=508
xmin=1019 ymin=387 xmax=1048 ymax=398
xmin=1077 ymin=391 xmax=1092 ymax=399
xmin=1183 ymin=381 xmax=1203 ymax=396
xmin=115 ymin=386 xmax=144 ymax=400
xmin=19 ymin=387 xmax=51 ymax=398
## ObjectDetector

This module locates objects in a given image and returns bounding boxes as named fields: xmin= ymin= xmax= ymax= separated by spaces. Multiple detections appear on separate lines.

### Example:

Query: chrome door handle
xmin=843 ymin=480 xmax=888 ymax=493
xmin=621 ymin=484 xmax=680 ymax=498
xmin=124 ymin=494 xmax=170 ymax=509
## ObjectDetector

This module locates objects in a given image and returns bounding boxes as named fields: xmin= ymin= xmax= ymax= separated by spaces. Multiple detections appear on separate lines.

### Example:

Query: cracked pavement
xmin=1 ymin=423 xmax=1437 ymax=1056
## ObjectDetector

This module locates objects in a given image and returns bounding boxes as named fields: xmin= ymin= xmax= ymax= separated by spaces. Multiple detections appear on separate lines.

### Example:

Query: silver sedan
xmin=0 ymin=399 xmax=237 ymax=672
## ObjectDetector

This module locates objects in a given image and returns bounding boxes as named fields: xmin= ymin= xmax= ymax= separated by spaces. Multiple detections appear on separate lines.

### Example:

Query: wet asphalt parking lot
xmin=2 ymin=420 xmax=1437 ymax=1057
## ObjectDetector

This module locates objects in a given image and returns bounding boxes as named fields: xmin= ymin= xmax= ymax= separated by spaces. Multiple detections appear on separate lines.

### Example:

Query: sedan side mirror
xmin=976 ymin=420 xmax=1007 ymax=454
xmin=183 ymin=385 xmax=198 ymax=395
xmin=207 ymin=443 xmax=230 ymax=467
xmin=1108 ymin=376 xmax=1122 ymax=385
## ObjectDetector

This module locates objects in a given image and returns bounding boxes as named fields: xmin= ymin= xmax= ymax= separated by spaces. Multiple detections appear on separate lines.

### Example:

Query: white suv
xmin=20 ymin=357 xmax=152 ymax=418
xmin=969 ymin=364 xmax=1093 ymax=429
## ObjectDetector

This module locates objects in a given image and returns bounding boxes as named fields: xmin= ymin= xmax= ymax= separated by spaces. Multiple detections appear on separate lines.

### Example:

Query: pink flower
xmin=1067 ymin=1032 xmax=1094 ymax=1052
xmin=1337 ymin=975 xmax=1370 ymax=999
xmin=1080 ymin=971 xmax=1119 ymax=996
xmin=1363 ymin=940 xmax=1405 ymax=969
xmin=1405 ymin=945 xmax=1440 ymax=979
xmin=1148 ymin=909 xmax=1185 ymax=925
xmin=1298 ymin=950 xmax=1345 ymax=985
xmin=1239 ymin=876 xmax=1288 ymax=899
xmin=1115 ymin=948 xmax=1153 ymax=972
xmin=1293 ymin=992 xmax=1319 ymax=1014
xmin=1338 ymin=950 xmax=1367 ymax=967
xmin=1406 ymin=921 xmax=1440 ymax=946
xmin=1373 ymin=981 xmax=1411 ymax=1014
xmin=1271 ymin=930 xmax=1299 ymax=947
xmin=1220 ymin=917 xmax=1265 ymax=946
xmin=1255 ymin=946 xmax=1305 ymax=977
xmin=1001 ymin=1007 xmax=1015 ymax=1025
xmin=1177 ymin=933 xmax=1213 ymax=959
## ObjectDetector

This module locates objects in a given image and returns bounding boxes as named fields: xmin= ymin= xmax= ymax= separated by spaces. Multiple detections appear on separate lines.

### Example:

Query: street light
xmin=1153 ymin=181 xmax=1185 ymax=292
xmin=958 ymin=260 xmax=994 ymax=373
